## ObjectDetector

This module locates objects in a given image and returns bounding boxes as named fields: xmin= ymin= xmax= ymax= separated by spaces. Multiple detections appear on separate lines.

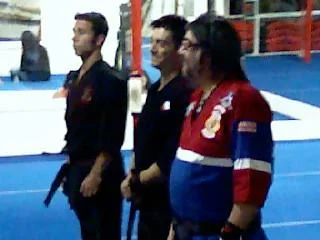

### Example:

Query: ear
xmin=95 ymin=34 xmax=106 ymax=47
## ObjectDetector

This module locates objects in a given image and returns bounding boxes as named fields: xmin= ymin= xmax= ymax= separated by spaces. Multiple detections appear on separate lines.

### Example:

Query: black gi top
xmin=65 ymin=60 xmax=127 ymax=165
xmin=134 ymin=74 xmax=191 ymax=204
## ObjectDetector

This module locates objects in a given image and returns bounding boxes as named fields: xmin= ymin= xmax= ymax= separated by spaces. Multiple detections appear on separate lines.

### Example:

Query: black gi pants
xmin=137 ymin=187 xmax=172 ymax=240
xmin=65 ymin=161 xmax=124 ymax=240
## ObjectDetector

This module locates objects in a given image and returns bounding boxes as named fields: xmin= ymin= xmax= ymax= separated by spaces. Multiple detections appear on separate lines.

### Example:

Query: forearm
xmin=227 ymin=203 xmax=259 ymax=230
xmin=90 ymin=152 xmax=111 ymax=177
xmin=139 ymin=163 xmax=164 ymax=184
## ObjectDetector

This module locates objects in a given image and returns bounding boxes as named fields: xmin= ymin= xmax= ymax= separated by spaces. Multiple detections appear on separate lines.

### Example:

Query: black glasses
xmin=151 ymin=38 xmax=171 ymax=48
xmin=180 ymin=39 xmax=201 ymax=51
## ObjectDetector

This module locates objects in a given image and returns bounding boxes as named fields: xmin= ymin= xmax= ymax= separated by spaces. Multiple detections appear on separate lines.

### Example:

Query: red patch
xmin=81 ymin=87 xmax=93 ymax=103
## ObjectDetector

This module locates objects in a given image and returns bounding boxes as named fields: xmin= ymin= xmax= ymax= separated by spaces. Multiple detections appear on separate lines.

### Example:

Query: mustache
xmin=151 ymin=51 xmax=159 ymax=57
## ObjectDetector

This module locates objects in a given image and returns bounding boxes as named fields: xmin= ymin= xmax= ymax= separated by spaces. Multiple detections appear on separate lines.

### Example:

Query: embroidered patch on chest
xmin=201 ymin=110 xmax=222 ymax=139
xmin=201 ymin=92 xmax=234 ymax=139
xmin=81 ymin=87 xmax=93 ymax=103
xmin=161 ymin=101 xmax=171 ymax=111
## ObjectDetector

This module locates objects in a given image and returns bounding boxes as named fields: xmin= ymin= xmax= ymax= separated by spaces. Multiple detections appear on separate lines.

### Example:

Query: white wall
xmin=194 ymin=0 xmax=208 ymax=17
xmin=0 ymin=0 xmax=128 ymax=76
xmin=0 ymin=90 xmax=134 ymax=156
xmin=0 ymin=0 xmax=229 ymax=76
xmin=215 ymin=0 xmax=228 ymax=16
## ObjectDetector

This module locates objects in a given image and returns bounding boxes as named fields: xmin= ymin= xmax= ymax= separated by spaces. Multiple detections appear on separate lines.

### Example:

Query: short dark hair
xmin=75 ymin=12 xmax=109 ymax=37
xmin=151 ymin=15 xmax=188 ymax=49
xmin=187 ymin=13 xmax=247 ymax=80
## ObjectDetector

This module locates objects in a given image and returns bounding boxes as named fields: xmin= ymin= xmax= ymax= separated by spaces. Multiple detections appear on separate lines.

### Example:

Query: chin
xmin=73 ymin=49 xmax=81 ymax=56
xmin=183 ymin=69 xmax=196 ymax=82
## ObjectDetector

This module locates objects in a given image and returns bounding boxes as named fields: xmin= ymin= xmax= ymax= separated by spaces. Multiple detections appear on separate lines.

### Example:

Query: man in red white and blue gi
xmin=169 ymin=14 xmax=273 ymax=240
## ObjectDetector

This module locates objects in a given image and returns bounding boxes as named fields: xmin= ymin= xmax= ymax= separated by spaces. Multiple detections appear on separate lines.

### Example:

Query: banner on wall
xmin=0 ymin=0 xmax=40 ymax=41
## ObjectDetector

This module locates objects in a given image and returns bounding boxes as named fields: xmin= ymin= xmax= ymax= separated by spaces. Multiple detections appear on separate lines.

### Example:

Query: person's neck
xmin=200 ymin=73 xmax=223 ymax=94
xmin=81 ymin=50 xmax=102 ymax=71
xmin=159 ymin=67 xmax=180 ymax=91
xmin=78 ymin=50 xmax=102 ymax=81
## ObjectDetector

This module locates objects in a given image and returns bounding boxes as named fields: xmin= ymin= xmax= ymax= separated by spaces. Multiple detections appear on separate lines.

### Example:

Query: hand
xmin=167 ymin=224 xmax=175 ymax=240
xmin=220 ymin=222 xmax=242 ymax=240
xmin=80 ymin=173 xmax=102 ymax=197
xmin=53 ymin=87 xmax=68 ymax=98
xmin=121 ymin=174 xmax=133 ymax=200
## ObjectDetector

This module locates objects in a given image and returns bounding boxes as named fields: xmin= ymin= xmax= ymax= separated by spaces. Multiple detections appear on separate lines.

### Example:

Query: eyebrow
xmin=183 ymin=37 xmax=197 ymax=43
xmin=183 ymin=37 xmax=192 ymax=41
xmin=73 ymin=27 xmax=85 ymax=32
xmin=151 ymin=37 xmax=168 ymax=41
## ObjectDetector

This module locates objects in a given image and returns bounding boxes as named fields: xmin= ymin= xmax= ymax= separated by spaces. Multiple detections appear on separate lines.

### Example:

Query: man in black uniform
xmin=121 ymin=15 xmax=191 ymax=240
xmin=64 ymin=12 xmax=127 ymax=240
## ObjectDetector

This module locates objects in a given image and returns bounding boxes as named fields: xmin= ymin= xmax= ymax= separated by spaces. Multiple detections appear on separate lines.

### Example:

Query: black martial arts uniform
xmin=64 ymin=60 xmax=127 ymax=240
xmin=133 ymin=74 xmax=191 ymax=240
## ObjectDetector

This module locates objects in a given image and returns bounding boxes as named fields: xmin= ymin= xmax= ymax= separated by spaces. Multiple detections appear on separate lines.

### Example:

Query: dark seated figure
xmin=11 ymin=31 xmax=50 ymax=82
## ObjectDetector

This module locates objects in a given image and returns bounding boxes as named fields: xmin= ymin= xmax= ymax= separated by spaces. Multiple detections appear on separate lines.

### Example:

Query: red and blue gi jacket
xmin=170 ymin=79 xmax=273 ymax=224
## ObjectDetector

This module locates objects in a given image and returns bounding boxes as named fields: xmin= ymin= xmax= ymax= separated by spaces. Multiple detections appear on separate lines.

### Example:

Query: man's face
xmin=72 ymin=20 xmax=97 ymax=57
xmin=150 ymin=28 xmax=180 ymax=70
xmin=179 ymin=30 xmax=202 ymax=82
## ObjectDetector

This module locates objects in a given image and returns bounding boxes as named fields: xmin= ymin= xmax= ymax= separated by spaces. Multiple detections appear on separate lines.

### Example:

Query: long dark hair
xmin=187 ymin=13 xmax=248 ymax=81
xmin=21 ymin=31 xmax=40 ymax=63
xmin=21 ymin=31 xmax=38 ymax=52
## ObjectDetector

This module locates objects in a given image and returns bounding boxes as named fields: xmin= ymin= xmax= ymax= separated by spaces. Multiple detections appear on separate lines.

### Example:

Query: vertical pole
xmin=304 ymin=0 xmax=313 ymax=63
xmin=244 ymin=0 xmax=259 ymax=55
xmin=175 ymin=0 xmax=179 ymax=14
xmin=131 ymin=0 xmax=142 ymax=74
xmin=207 ymin=0 xmax=214 ymax=12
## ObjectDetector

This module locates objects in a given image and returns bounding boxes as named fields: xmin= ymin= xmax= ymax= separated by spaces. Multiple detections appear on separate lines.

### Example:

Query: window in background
xmin=260 ymin=0 xmax=302 ymax=13
xmin=314 ymin=0 xmax=320 ymax=10
xmin=0 ymin=0 xmax=41 ymax=41
xmin=230 ymin=0 xmax=243 ymax=15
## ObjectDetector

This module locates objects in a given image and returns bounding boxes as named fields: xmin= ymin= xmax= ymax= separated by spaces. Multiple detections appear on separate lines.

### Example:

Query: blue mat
xmin=0 ymin=75 xmax=66 ymax=91
xmin=0 ymin=142 xmax=319 ymax=240
xmin=245 ymin=54 xmax=320 ymax=107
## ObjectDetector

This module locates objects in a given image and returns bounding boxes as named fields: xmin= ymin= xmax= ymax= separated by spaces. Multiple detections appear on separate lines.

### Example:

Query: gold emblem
xmin=200 ymin=92 xmax=233 ymax=139
xmin=201 ymin=111 xmax=221 ymax=139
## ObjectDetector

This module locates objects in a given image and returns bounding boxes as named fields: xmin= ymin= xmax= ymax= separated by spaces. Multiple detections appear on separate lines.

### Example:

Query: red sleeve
xmin=231 ymin=86 xmax=273 ymax=206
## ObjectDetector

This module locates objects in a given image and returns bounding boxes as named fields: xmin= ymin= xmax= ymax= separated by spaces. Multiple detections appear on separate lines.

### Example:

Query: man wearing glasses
xmin=121 ymin=15 xmax=192 ymax=240
xmin=168 ymin=14 xmax=273 ymax=240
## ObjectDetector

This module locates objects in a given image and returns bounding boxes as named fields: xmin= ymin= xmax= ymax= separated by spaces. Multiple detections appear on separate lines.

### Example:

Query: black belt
xmin=173 ymin=219 xmax=223 ymax=237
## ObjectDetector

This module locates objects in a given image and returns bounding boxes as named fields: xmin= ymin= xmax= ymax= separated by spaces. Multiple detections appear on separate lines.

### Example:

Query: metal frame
xmin=225 ymin=2 xmax=320 ymax=57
